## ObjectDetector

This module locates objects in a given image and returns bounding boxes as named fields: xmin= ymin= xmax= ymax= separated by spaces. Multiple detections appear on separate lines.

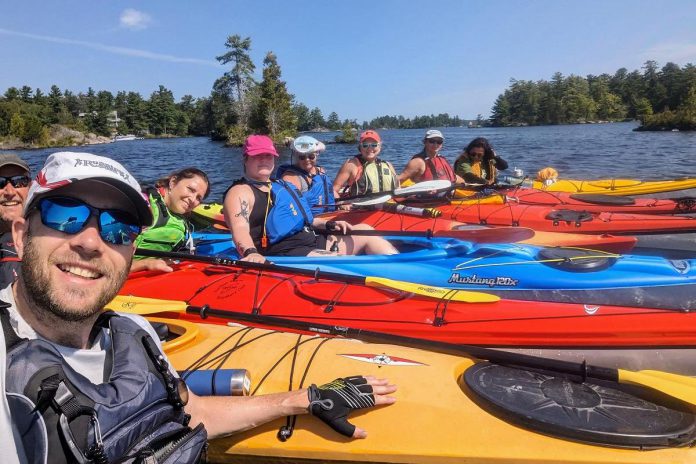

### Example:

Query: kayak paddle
xmin=107 ymin=295 xmax=696 ymax=407
xmin=320 ymin=226 xmax=536 ymax=244
xmin=134 ymin=248 xmax=500 ymax=303
xmin=337 ymin=180 xmax=453 ymax=204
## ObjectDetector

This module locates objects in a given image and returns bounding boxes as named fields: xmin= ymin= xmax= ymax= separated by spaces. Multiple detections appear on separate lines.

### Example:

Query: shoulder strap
xmin=0 ymin=300 xmax=23 ymax=350
xmin=275 ymin=180 xmax=312 ymax=226
xmin=145 ymin=187 xmax=169 ymax=228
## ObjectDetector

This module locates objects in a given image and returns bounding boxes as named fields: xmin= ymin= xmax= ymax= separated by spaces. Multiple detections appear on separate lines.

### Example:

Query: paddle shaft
xmin=317 ymin=226 xmax=535 ymax=243
xmin=188 ymin=304 xmax=619 ymax=383
xmin=137 ymin=249 xmax=374 ymax=285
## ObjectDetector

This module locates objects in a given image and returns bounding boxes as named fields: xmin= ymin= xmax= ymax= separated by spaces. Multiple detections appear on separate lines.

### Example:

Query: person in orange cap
xmin=333 ymin=130 xmax=398 ymax=198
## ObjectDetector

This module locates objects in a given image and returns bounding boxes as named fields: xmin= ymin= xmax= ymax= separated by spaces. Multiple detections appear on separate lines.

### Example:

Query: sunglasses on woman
xmin=360 ymin=142 xmax=379 ymax=149
xmin=34 ymin=196 xmax=142 ymax=246
xmin=297 ymin=153 xmax=316 ymax=161
xmin=427 ymin=139 xmax=443 ymax=145
xmin=0 ymin=175 xmax=30 ymax=189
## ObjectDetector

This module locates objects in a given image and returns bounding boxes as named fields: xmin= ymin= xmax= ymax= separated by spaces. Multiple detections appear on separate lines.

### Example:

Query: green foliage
xmin=326 ymin=112 xmax=341 ymax=130
xmin=334 ymin=123 xmax=357 ymax=143
xmin=225 ymin=124 xmax=248 ymax=146
xmin=9 ymin=113 xmax=24 ymax=138
xmin=251 ymin=52 xmax=296 ymax=137
xmin=490 ymin=61 xmax=696 ymax=127
xmin=366 ymin=113 xmax=463 ymax=129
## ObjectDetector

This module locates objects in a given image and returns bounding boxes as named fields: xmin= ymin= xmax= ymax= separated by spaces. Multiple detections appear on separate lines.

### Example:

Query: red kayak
xmin=121 ymin=260 xmax=695 ymax=349
xmin=434 ymin=202 xmax=696 ymax=235
xmin=494 ymin=188 xmax=696 ymax=214
xmin=319 ymin=209 xmax=637 ymax=252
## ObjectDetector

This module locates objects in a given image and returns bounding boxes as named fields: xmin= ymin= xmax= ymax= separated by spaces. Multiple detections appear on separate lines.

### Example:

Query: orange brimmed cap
xmin=359 ymin=130 xmax=381 ymax=143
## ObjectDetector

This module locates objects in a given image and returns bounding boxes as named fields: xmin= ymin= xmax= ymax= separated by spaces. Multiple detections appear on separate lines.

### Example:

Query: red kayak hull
xmin=319 ymin=209 xmax=637 ymax=252
xmin=499 ymin=188 xmax=696 ymax=214
xmin=121 ymin=261 xmax=695 ymax=348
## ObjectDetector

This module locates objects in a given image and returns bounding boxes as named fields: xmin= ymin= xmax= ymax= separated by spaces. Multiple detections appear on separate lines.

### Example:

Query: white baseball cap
xmin=25 ymin=151 xmax=152 ymax=226
xmin=424 ymin=129 xmax=444 ymax=140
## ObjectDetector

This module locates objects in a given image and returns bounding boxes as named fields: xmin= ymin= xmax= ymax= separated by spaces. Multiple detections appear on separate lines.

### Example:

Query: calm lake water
xmin=8 ymin=122 xmax=696 ymax=201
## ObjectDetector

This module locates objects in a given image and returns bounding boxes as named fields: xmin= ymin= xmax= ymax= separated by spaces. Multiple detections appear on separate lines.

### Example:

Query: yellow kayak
xmin=454 ymin=178 xmax=696 ymax=197
xmin=153 ymin=317 xmax=696 ymax=464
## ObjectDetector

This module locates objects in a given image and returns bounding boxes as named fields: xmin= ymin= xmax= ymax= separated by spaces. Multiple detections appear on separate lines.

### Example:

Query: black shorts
xmin=265 ymin=229 xmax=328 ymax=257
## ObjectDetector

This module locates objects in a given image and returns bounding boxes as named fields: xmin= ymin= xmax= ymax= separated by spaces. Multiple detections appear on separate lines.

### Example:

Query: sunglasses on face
xmin=297 ymin=153 xmax=316 ymax=161
xmin=34 ymin=196 xmax=142 ymax=246
xmin=360 ymin=142 xmax=379 ymax=149
xmin=427 ymin=139 xmax=443 ymax=145
xmin=470 ymin=151 xmax=485 ymax=157
xmin=0 ymin=175 xmax=30 ymax=189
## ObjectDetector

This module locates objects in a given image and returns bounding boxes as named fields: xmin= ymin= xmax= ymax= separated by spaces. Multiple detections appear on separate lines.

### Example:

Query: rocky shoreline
xmin=0 ymin=124 xmax=113 ymax=150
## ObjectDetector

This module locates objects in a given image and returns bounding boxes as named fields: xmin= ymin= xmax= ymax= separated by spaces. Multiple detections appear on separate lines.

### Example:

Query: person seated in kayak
xmin=454 ymin=137 xmax=508 ymax=185
xmin=130 ymin=167 xmax=210 ymax=273
xmin=276 ymin=135 xmax=336 ymax=212
xmin=398 ymin=129 xmax=464 ymax=185
xmin=224 ymin=135 xmax=398 ymax=263
xmin=333 ymin=130 xmax=399 ymax=198
xmin=0 ymin=154 xmax=31 ymax=288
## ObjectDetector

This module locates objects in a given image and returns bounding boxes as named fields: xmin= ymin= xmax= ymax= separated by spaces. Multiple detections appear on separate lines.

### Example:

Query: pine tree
xmin=253 ymin=52 xmax=296 ymax=139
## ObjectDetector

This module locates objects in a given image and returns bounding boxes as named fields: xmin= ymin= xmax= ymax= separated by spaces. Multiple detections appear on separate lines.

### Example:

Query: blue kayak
xmin=192 ymin=232 xmax=696 ymax=310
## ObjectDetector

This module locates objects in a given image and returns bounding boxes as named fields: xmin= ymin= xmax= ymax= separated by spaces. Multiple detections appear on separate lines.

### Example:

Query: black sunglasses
xmin=427 ymin=139 xmax=443 ymax=145
xmin=298 ymin=153 xmax=317 ymax=161
xmin=0 ymin=175 xmax=30 ymax=189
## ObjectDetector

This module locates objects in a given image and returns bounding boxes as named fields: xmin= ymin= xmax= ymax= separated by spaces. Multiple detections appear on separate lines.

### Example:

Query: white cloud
xmin=641 ymin=42 xmax=696 ymax=65
xmin=119 ymin=8 xmax=152 ymax=30
xmin=0 ymin=28 xmax=219 ymax=67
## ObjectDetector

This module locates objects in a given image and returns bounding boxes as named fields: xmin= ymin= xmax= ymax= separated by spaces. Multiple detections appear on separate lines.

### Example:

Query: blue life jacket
xmin=2 ymin=306 xmax=208 ymax=464
xmin=275 ymin=165 xmax=336 ymax=212
xmin=264 ymin=179 xmax=314 ymax=245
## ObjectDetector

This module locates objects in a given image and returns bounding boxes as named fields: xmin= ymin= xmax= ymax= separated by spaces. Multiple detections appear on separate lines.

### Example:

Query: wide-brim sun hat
xmin=24 ymin=151 xmax=153 ymax=227
xmin=293 ymin=135 xmax=325 ymax=154
xmin=424 ymin=129 xmax=444 ymax=140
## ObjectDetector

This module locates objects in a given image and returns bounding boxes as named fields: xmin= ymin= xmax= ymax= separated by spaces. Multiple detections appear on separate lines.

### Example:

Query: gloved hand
xmin=307 ymin=376 xmax=376 ymax=437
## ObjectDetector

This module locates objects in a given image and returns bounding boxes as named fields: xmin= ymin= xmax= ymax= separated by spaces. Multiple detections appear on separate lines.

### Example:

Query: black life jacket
xmin=2 ymin=305 xmax=207 ymax=464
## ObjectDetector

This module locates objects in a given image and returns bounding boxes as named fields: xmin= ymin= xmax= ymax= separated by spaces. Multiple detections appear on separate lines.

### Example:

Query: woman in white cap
xmin=276 ymin=136 xmax=336 ymax=212
xmin=398 ymin=129 xmax=463 ymax=185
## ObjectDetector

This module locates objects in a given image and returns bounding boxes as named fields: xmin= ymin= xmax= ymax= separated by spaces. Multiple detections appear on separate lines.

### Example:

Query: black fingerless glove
xmin=325 ymin=220 xmax=338 ymax=232
xmin=307 ymin=376 xmax=375 ymax=437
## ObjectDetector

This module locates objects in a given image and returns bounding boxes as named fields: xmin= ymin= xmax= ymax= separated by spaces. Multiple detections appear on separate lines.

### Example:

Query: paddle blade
xmin=106 ymin=295 xmax=187 ymax=315
xmin=445 ymin=226 xmax=536 ymax=243
xmin=619 ymin=369 xmax=696 ymax=405
xmin=365 ymin=276 xmax=499 ymax=303
xmin=352 ymin=194 xmax=392 ymax=207
xmin=394 ymin=180 xmax=452 ymax=196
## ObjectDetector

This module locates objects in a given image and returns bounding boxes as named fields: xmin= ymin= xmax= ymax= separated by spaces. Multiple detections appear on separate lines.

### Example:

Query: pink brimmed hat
xmin=244 ymin=135 xmax=279 ymax=157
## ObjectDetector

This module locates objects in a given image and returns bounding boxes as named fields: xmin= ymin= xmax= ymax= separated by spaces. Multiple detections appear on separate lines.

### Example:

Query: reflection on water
xmin=8 ymin=122 xmax=696 ymax=201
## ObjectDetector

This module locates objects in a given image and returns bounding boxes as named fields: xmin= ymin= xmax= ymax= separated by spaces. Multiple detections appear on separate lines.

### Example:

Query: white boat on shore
xmin=112 ymin=134 xmax=143 ymax=142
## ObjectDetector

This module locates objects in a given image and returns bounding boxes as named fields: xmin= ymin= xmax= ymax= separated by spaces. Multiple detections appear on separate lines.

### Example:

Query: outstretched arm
xmin=185 ymin=376 xmax=397 ymax=439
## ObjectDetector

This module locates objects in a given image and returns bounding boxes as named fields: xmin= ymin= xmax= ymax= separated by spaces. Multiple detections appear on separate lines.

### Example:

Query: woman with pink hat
xmin=332 ymin=130 xmax=399 ymax=198
xmin=223 ymin=135 xmax=397 ymax=263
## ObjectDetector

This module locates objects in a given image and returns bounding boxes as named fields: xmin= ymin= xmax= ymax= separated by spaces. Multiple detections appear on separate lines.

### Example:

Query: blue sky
xmin=1 ymin=0 xmax=695 ymax=121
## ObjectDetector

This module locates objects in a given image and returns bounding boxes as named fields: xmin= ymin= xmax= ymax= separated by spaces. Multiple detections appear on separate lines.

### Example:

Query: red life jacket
xmin=413 ymin=152 xmax=456 ymax=182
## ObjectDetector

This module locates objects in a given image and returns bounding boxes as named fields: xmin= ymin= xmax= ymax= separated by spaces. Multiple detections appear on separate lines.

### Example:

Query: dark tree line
xmin=490 ymin=61 xmax=696 ymax=129
xmin=0 ymin=84 xmax=213 ymax=145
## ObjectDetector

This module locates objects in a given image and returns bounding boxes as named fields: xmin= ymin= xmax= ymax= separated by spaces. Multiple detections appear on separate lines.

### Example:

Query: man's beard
xmin=21 ymin=235 xmax=129 ymax=322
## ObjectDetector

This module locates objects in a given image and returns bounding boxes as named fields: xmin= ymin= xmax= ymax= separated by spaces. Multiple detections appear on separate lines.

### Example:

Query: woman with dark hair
xmin=454 ymin=137 xmax=508 ymax=184
xmin=131 ymin=167 xmax=210 ymax=272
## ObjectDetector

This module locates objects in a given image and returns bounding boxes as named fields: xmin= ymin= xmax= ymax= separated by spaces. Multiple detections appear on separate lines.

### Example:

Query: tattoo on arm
xmin=235 ymin=199 xmax=250 ymax=223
